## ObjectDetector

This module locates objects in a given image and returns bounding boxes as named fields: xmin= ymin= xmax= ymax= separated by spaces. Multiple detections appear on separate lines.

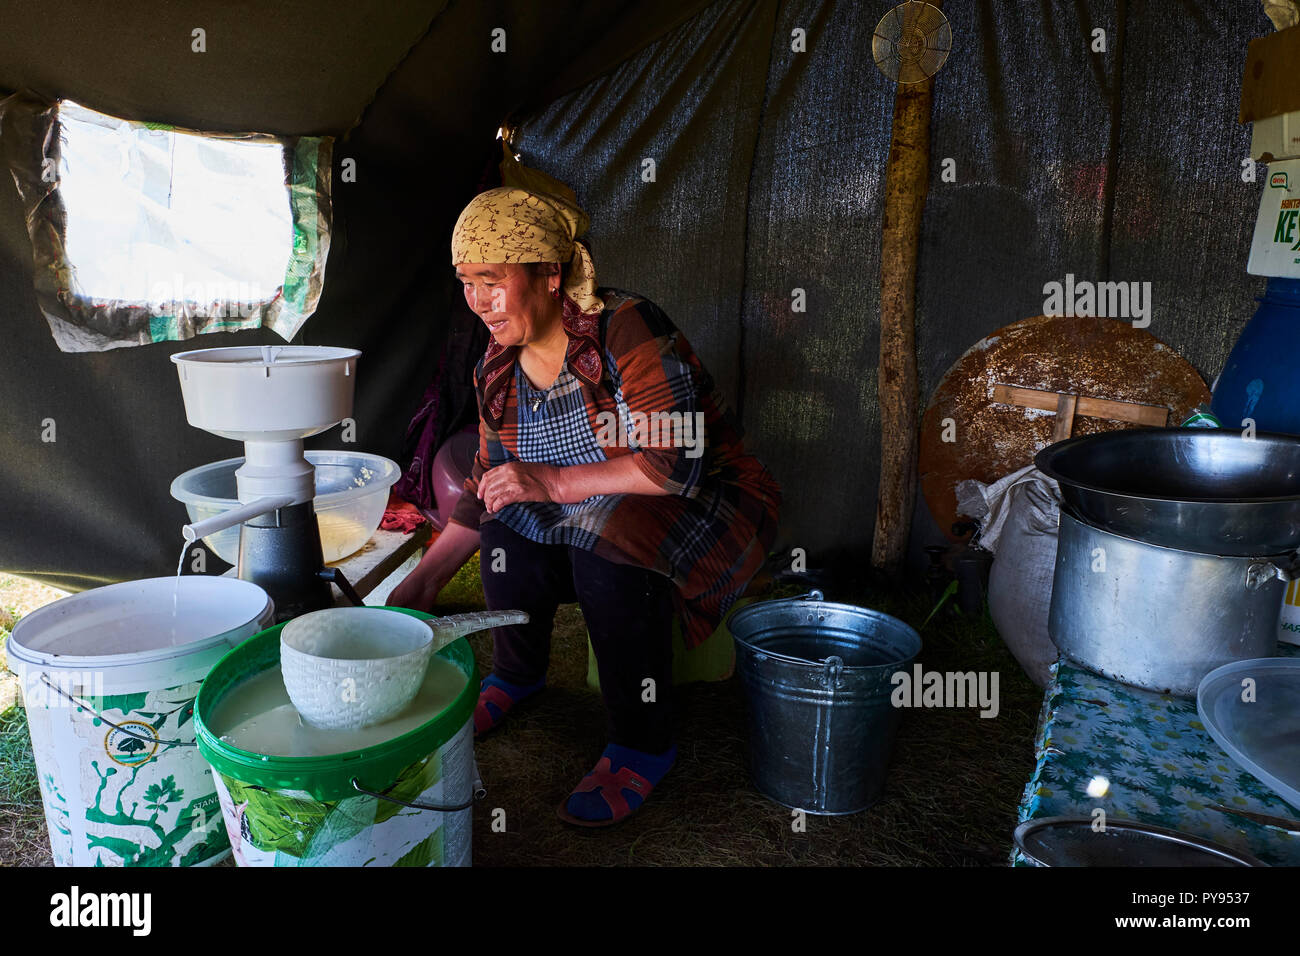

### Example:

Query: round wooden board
xmin=919 ymin=315 xmax=1210 ymax=542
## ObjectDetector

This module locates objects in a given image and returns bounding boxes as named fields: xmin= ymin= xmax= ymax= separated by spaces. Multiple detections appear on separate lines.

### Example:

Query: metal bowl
xmin=1036 ymin=428 xmax=1300 ymax=555
xmin=1015 ymin=817 xmax=1264 ymax=866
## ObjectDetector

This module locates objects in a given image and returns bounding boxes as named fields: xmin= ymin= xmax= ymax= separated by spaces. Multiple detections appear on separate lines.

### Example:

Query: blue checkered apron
xmin=493 ymin=362 xmax=628 ymax=551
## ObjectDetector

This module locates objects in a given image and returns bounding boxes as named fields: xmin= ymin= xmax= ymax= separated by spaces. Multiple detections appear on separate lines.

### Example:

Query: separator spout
xmin=182 ymin=494 xmax=297 ymax=543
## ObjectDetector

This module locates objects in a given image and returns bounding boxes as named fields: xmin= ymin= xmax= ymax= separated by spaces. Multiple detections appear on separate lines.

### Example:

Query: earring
xmin=551 ymin=285 xmax=561 ymax=300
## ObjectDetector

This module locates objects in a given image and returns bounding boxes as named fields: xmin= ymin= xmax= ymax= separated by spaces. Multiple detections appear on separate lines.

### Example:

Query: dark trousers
xmin=479 ymin=518 xmax=676 ymax=754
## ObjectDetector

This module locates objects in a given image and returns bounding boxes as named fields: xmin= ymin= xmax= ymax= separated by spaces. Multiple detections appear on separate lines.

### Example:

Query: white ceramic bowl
xmin=279 ymin=608 xmax=432 ymax=730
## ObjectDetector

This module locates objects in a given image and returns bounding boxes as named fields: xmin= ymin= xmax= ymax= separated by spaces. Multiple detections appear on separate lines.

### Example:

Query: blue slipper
xmin=474 ymin=673 xmax=545 ymax=738
xmin=557 ymin=743 xmax=677 ymax=827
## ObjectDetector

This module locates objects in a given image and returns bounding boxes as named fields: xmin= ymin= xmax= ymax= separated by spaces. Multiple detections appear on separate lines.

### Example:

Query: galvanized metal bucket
xmin=729 ymin=591 xmax=921 ymax=815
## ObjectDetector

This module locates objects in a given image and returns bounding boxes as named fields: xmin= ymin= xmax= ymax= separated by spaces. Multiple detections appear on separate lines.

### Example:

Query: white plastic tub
xmin=171 ymin=451 xmax=400 ymax=564
xmin=5 ymin=576 xmax=274 ymax=867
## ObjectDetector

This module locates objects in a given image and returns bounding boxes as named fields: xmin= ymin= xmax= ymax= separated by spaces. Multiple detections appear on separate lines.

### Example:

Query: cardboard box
xmin=1240 ymin=26 xmax=1300 ymax=125
xmin=1252 ymin=110 xmax=1300 ymax=162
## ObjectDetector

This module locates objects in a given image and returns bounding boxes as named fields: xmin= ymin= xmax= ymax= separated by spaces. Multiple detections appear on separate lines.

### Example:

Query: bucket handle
xmin=738 ymin=589 xmax=834 ymax=670
xmin=38 ymin=675 xmax=197 ymax=748
xmin=1246 ymin=554 xmax=1300 ymax=591
xmin=744 ymin=645 xmax=843 ymax=670
xmin=819 ymin=655 xmax=844 ymax=690
xmin=351 ymin=777 xmax=486 ymax=813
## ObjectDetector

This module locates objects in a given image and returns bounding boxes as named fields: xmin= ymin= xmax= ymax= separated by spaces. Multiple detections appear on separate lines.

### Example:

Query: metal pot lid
xmin=1014 ymin=817 xmax=1264 ymax=867
xmin=1197 ymin=658 xmax=1300 ymax=813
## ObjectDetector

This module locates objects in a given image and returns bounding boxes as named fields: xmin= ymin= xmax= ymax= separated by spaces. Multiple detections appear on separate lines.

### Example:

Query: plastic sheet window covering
xmin=0 ymin=95 xmax=332 ymax=352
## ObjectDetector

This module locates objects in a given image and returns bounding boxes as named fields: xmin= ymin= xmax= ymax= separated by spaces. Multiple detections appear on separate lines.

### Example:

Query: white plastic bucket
xmin=6 ymin=576 xmax=274 ymax=867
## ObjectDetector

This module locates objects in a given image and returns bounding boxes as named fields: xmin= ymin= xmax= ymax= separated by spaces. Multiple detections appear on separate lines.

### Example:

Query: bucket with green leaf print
xmin=195 ymin=611 xmax=478 ymax=867
xmin=5 ymin=576 xmax=276 ymax=866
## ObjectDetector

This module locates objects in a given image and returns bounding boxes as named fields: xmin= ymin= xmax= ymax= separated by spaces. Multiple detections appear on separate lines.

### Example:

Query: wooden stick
xmin=991 ymin=384 xmax=1169 ymax=428
xmin=872 ymin=11 xmax=941 ymax=573
xmin=1052 ymin=392 xmax=1079 ymax=442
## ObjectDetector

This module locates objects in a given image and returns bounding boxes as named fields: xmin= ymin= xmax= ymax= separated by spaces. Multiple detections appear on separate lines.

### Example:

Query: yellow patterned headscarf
xmin=450 ymin=186 xmax=602 ymax=315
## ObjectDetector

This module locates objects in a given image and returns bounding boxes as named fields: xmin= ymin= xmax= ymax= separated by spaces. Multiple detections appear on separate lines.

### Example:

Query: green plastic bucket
xmin=584 ymin=598 xmax=752 ymax=691
xmin=194 ymin=608 xmax=478 ymax=867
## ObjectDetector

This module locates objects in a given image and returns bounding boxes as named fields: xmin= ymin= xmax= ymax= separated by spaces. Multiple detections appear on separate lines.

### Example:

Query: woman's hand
xmin=388 ymin=521 xmax=481 ymax=612
xmin=478 ymin=461 xmax=561 ymax=513
xmin=388 ymin=566 xmax=452 ymax=613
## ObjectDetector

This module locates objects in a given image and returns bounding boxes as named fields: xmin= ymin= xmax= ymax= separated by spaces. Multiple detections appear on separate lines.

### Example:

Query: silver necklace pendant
xmin=531 ymin=397 xmax=542 ymax=412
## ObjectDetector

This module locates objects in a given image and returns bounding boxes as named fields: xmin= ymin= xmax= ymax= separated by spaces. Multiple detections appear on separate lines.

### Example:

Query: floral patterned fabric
xmin=1015 ymin=650 xmax=1300 ymax=866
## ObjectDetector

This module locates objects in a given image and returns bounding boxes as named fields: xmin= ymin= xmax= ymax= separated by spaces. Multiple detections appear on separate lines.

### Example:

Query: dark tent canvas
xmin=0 ymin=0 xmax=1266 ymax=587
xmin=2 ymin=0 xmax=1298 ymax=886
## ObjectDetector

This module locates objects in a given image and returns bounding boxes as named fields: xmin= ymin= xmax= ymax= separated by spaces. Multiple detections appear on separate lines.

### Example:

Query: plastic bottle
xmin=1210 ymin=277 xmax=1300 ymax=434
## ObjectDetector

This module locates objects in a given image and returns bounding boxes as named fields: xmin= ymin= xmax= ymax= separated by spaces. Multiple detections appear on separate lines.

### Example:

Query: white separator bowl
xmin=171 ymin=345 xmax=360 ymax=444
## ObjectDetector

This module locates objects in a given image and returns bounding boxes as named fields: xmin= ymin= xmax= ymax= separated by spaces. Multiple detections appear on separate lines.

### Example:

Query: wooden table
xmin=327 ymin=523 xmax=432 ymax=605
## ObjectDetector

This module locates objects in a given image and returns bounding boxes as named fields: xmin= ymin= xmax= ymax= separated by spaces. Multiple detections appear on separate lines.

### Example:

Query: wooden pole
xmin=872 ymin=28 xmax=939 ymax=573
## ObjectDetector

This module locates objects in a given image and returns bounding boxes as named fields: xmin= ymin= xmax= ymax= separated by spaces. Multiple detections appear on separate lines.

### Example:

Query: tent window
xmin=0 ymin=94 xmax=333 ymax=352
xmin=58 ymin=102 xmax=293 ymax=310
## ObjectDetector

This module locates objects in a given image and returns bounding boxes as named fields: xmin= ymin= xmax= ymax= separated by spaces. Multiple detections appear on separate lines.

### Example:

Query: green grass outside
xmin=1 ymin=604 xmax=49 ymax=866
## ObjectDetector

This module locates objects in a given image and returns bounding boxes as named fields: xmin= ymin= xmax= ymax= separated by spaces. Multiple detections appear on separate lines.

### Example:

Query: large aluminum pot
xmin=1049 ymin=509 xmax=1294 ymax=697
xmin=1036 ymin=428 xmax=1300 ymax=556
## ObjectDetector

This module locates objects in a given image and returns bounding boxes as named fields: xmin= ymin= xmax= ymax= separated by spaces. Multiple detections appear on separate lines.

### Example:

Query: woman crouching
xmin=392 ymin=186 xmax=780 ymax=826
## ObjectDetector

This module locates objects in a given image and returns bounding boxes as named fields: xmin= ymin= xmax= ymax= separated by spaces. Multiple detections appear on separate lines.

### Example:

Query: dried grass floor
xmin=463 ymin=589 xmax=1041 ymax=867
xmin=0 ymin=566 xmax=1041 ymax=867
